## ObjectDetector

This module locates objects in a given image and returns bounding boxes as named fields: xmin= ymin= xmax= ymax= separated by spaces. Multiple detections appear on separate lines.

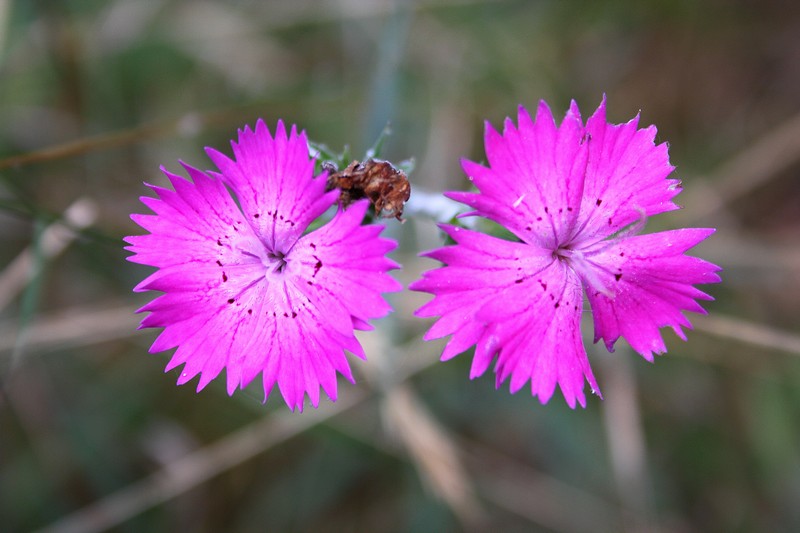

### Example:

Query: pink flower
xmin=125 ymin=121 xmax=401 ymax=411
xmin=410 ymin=98 xmax=721 ymax=408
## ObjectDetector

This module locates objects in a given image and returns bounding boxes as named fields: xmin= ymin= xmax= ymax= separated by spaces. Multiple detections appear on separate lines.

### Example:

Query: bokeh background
xmin=2 ymin=1 xmax=799 ymax=531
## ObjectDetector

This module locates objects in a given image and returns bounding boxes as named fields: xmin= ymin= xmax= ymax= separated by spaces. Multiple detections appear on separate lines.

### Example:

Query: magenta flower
xmin=125 ymin=121 xmax=401 ymax=411
xmin=410 ymin=98 xmax=721 ymax=408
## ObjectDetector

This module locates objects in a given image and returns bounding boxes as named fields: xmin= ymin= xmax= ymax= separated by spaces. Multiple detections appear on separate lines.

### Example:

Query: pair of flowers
xmin=125 ymin=98 xmax=721 ymax=411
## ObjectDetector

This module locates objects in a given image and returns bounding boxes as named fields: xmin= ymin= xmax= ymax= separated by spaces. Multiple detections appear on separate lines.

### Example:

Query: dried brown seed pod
xmin=325 ymin=159 xmax=411 ymax=220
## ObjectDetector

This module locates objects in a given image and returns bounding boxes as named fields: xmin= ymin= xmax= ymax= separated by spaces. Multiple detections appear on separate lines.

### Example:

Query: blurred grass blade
xmin=32 ymin=392 xmax=367 ymax=533
xmin=0 ymin=198 xmax=98 ymax=314
xmin=10 ymin=217 xmax=46 ymax=371
xmin=694 ymin=313 xmax=800 ymax=356
xmin=0 ymin=198 xmax=98 ymax=384
xmin=365 ymin=123 xmax=392 ymax=159
xmin=381 ymin=384 xmax=483 ymax=528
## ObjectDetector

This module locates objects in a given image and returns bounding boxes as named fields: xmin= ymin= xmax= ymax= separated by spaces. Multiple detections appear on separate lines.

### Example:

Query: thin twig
xmin=597 ymin=346 xmax=655 ymax=532
xmin=0 ymin=104 xmax=285 ymax=171
xmin=333 ymin=402 xmax=624 ymax=532
xmin=382 ymin=384 xmax=484 ymax=528
xmin=359 ymin=315 xmax=483 ymax=528
xmin=693 ymin=313 xmax=800 ymax=356
xmin=0 ymin=304 xmax=140 ymax=353
xmin=31 ymin=329 xmax=440 ymax=533
xmin=683 ymin=109 xmax=800 ymax=223
xmin=461 ymin=438 xmax=622 ymax=533
xmin=0 ymin=114 xmax=201 ymax=171
xmin=0 ymin=198 xmax=97 ymax=313
xmin=32 ymin=391 xmax=366 ymax=533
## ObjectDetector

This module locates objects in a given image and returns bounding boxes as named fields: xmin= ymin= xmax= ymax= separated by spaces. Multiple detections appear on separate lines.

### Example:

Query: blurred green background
xmin=1 ymin=1 xmax=799 ymax=531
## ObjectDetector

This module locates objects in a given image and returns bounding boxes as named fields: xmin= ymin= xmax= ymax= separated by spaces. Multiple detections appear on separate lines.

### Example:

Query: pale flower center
xmin=554 ymin=242 xmax=615 ymax=298
xmin=265 ymin=250 xmax=288 ymax=274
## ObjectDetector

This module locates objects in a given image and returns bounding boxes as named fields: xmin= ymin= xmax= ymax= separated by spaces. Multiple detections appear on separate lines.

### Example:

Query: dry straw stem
xmin=382 ymin=383 xmax=483 ymax=527
xmin=597 ymin=346 xmax=656 ymax=533
xmin=683 ymin=108 xmax=800 ymax=223
xmin=698 ymin=233 xmax=800 ymax=273
xmin=335 ymin=396 xmax=626 ymax=532
xmin=460 ymin=438 xmax=622 ymax=533
xmin=0 ymin=113 xmax=211 ymax=171
xmin=0 ymin=102 xmax=299 ymax=173
xmin=0 ymin=304 xmax=140 ymax=354
xmin=359 ymin=323 xmax=482 ymax=527
xmin=32 ymin=332 xmax=437 ymax=533
xmin=33 ymin=390 xmax=368 ymax=533
xmin=336 ymin=402 xmax=628 ymax=533
xmin=694 ymin=313 xmax=800 ymax=357
xmin=0 ymin=0 xmax=9 ymax=59
xmin=0 ymin=198 xmax=98 ymax=313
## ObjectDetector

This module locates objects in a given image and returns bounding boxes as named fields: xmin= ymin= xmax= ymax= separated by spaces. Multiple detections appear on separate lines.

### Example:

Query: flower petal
xmin=127 ymin=124 xmax=400 ymax=411
xmin=574 ymin=96 xmax=680 ymax=242
xmin=455 ymin=102 xmax=589 ymax=248
xmin=476 ymin=265 xmax=600 ymax=408
xmin=413 ymin=99 xmax=720 ymax=408
xmin=125 ymin=164 xmax=262 ymax=271
xmin=410 ymin=225 xmax=599 ymax=407
xmin=205 ymin=120 xmax=338 ymax=251
xmin=584 ymin=228 xmax=721 ymax=359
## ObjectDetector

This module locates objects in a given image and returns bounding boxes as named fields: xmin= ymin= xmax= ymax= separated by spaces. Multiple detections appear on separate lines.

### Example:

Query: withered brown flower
xmin=325 ymin=159 xmax=411 ymax=219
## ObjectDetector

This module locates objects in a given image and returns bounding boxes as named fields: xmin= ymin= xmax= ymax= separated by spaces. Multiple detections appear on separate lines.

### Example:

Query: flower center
xmin=553 ymin=242 xmax=615 ymax=298
xmin=266 ymin=250 xmax=288 ymax=274
xmin=553 ymin=243 xmax=573 ymax=261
